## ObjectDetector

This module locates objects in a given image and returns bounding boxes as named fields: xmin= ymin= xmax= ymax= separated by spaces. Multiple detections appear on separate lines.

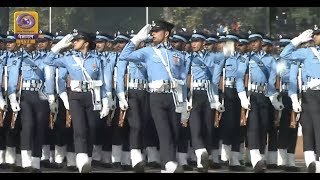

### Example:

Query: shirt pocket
xmin=21 ymin=65 xmax=32 ymax=79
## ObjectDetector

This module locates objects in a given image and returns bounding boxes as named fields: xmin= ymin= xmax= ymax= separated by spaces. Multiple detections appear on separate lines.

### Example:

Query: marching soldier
xmin=119 ymin=20 xmax=187 ymax=173
xmin=185 ymin=30 xmax=225 ymax=172
xmin=170 ymin=32 xmax=193 ymax=171
xmin=218 ymin=33 xmax=246 ymax=171
xmin=8 ymin=31 xmax=55 ymax=173
xmin=261 ymin=36 xmax=278 ymax=169
xmin=94 ymin=31 xmax=117 ymax=168
xmin=236 ymin=32 xmax=283 ymax=173
xmin=91 ymin=31 xmax=114 ymax=168
xmin=273 ymin=36 xmax=300 ymax=172
xmin=44 ymin=31 xmax=109 ymax=173
xmin=280 ymin=28 xmax=320 ymax=173
xmin=0 ymin=34 xmax=6 ymax=55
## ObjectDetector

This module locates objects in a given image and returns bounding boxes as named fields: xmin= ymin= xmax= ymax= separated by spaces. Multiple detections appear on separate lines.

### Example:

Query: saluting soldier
xmin=280 ymin=28 xmax=320 ymax=173
xmin=119 ymin=20 xmax=187 ymax=173
xmin=44 ymin=30 xmax=109 ymax=173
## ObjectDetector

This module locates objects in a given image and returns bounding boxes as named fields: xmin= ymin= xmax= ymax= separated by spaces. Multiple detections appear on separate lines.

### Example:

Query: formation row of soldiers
xmin=0 ymin=19 xmax=319 ymax=173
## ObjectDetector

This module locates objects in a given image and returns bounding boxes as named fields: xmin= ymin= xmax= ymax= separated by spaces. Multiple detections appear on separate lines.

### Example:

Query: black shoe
xmin=174 ymin=166 xmax=184 ymax=173
xmin=245 ymin=162 xmax=252 ymax=167
xmin=66 ymin=166 xmax=78 ymax=172
xmin=196 ymin=167 xmax=208 ymax=173
xmin=200 ymin=152 xmax=209 ymax=170
xmin=308 ymin=162 xmax=316 ymax=173
xmin=133 ymin=161 xmax=145 ymax=173
xmin=80 ymin=162 xmax=92 ymax=173
xmin=112 ymin=162 xmax=121 ymax=169
xmin=51 ymin=162 xmax=64 ymax=169
xmin=11 ymin=165 xmax=25 ymax=172
xmin=0 ymin=163 xmax=10 ymax=169
xmin=229 ymin=165 xmax=246 ymax=171
xmin=182 ymin=164 xmax=193 ymax=171
xmin=25 ymin=167 xmax=41 ymax=173
xmin=254 ymin=160 xmax=266 ymax=173
xmin=146 ymin=161 xmax=161 ymax=169
xmin=100 ymin=162 xmax=112 ymax=168
xmin=40 ymin=160 xmax=51 ymax=168
xmin=267 ymin=164 xmax=278 ymax=169
xmin=121 ymin=164 xmax=132 ymax=171
xmin=285 ymin=166 xmax=300 ymax=172
xmin=278 ymin=165 xmax=286 ymax=170
xmin=239 ymin=160 xmax=245 ymax=166
xmin=210 ymin=162 xmax=222 ymax=169
xmin=187 ymin=160 xmax=197 ymax=167
xmin=91 ymin=160 xmax=102 ymax=167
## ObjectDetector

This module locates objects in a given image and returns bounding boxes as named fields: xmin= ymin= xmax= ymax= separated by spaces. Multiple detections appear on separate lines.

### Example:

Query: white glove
xmin=49 ymin=101 xmax=58 ymax=113
xmin=9 ymin=94 xmax=20 ymax=112
xmin=291 ymin=29 xmax=313 ymax=47
xmin=269 ymin=94 xmax=284 ymax=111
xmin=290 ymin=94 xmax=302 ymax=113
xmin=48 ymin=95 xmax=55 ymax=105
xmin=59 ymin=92 xmax=69 ymax=110
xmin=181 ymin=111 xmax=190 ymax=125
xmin=0 ymin=97 xmax=7 ymax=111
xmin=238 ymin=91 xmax=250 ymax=110
xmin=131 ymin=24 xmax=152 ymax=46
xmin=100 ymin=97 xmax=110 ymax=119
xmin=117 ymin=92 xmax=128 ymax=111
xmin=213 ymin=95 xmax=225 ymax=112
xmin=51 ymin=34 xmax=74 ymax=53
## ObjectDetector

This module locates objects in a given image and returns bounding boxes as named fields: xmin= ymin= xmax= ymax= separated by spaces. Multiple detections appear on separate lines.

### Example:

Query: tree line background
xmin=1 ymin=7 xmax=320 ymax=38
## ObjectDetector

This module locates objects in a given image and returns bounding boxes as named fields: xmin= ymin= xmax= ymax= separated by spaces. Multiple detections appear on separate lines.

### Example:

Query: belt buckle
xmin=137 ymin=83 xmax=144 ymax=89
xmin=257 ymin=85 xmax=265 ymax=92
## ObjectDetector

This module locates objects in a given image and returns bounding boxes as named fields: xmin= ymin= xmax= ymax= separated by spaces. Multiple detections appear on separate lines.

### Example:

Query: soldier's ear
xmin=164 ymin=31 xmax=170 ymax=39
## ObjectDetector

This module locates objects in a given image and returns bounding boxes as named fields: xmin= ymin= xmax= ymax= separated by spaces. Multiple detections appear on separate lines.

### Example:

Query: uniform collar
xmin=74 ymin=51 xmax=93 ymax=59
xmin=155 ymin=42 xmax=172 ymax=50
xmin=250 ymin=50 xmax=266 ymax=57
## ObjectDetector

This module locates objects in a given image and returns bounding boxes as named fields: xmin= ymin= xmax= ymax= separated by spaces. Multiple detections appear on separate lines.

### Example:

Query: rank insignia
xmin=92 ymin=63 xmax=97 ymax=70
xmin=258 ymin=62 xmax=264 ymax=66
xmin=200 ymin=64 xmax=207 ymax=69
xmin=13 ymin=60 xmax=17 ymax=65
xmin=173 ymin=54 xmax=180 ymax=65
xmin=31 ymin=65 xmax=37 ymax=70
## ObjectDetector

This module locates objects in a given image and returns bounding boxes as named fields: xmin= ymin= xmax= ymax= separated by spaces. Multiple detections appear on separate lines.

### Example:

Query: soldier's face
xmin=23 ymin=43 xmax=36 ymax=53
xmin=115 ymin=41 xmax=127 ymax=52
xmin=313 ymin=34 xmax=320 ymax=45
xmin=95 ymin=41 xmax=107 ymax=52
xmin=206 ymin=43 xmax=216 ymax=52
xmin=191 ymin=40 xmax=205 ymax=52
xmin=151 ymin=30 xmax=167 ymax=45
xmin=0 ymin=42 xmax=4 ymax=50
xmin=37 ymin=41 xmax=52 ymax=50
xmin=250 ymin=39 xmax=262 ymax=52
xmin=262 ymin=44 xmax=273 ymax=54
xmin=216 ymin=42 xmax=225 ymax=52
xmin=171 ymin=41 xmax=185 ymax=51
xmin=73 ymin=39 xmax=87 ymax=51
xmin=237 ymin=44 xmax=247 ymax=53
xmin=185 ymin=43 xmax=191 ymax=52
xmin=6 ymin=42 xmax=17 ymax=51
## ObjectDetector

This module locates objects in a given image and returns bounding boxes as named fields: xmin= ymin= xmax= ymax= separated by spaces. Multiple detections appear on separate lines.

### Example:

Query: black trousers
xmin=177 ymin=126 xmax=190 ymax=153
xmin=142 ymin=93 xmax=159 ymax=149
xmin=247 ymin=92 xmax=272 ymax=152
xmin=126 ymin=89 xmax=148 ymax=150
xmin=277 ymin=92 xmax=298 ymax=153
xmin=69 ymin=91 xmax=99 ymax=157
xmin=149 ymin=93 xmax=180 ymax=165
xmin=300 ymin=90 xmax=320 ymax=155
xmin=220 ymin=87 xmax=241 ymax=152
xmin=20 ymin=91 xmax=50 ymax=158
xmin=189 ymin=90 xmax=214 ymax=151
xmin=267 ymin=101 xmax=278 ymax=152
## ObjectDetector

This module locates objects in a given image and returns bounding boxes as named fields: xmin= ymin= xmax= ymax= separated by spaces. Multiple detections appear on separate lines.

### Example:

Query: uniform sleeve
xmin=115 ymin=60 xmax=128 ymax=94
xmin=212 ymin=53 xmax=225 ymax=95
xmin=288 ymin=61 xmax=299 ymax=96
xmin=266 ymin=57 xmax=277 ymax=96
xmin=236 ymin=56 xmax=249 ymax=93
xmin=44 ymin=65 xmax=56 ymax=96
xmin=58 ymin=67 xmax=68 ymax=95
xmin=119 ymin=41 xmax=146 ymax=62
xmin=280 ymin=43 xmax=306 ymax=62
xmin=44 ymin=51 xmax=68 ymax=67
xmin=8 ymin=58 xmax=22 ymax=95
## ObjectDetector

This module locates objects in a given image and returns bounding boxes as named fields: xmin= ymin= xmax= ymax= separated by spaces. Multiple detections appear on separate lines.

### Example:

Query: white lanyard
xmin=72 ymin=55 xmax=93 ymax=82
xmin=310 ymin=47 xmax=320 ymax=62
xmin=152 ymin=47 xmax=174 ymax=80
